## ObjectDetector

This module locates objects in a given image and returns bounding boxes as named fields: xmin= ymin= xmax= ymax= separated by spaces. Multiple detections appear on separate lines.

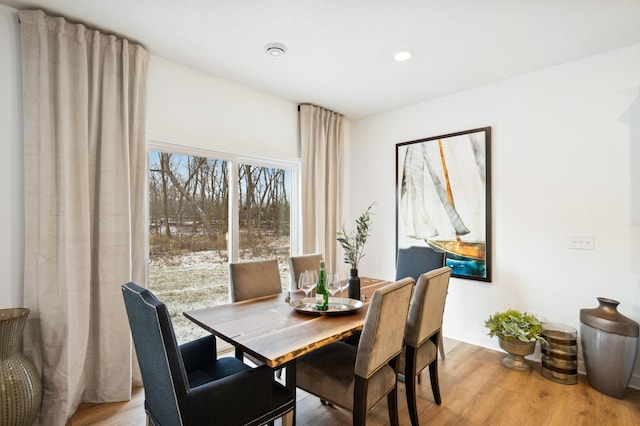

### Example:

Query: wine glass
xmin=336 ymin=270 xmax=348 ymax=298
xmin=327 ymin=271 xmax=339 ymax=303
xmin=300 ymin=270 xmax=316 ymax=300
xmin=299 ymin=271 xmax=311 ymax=299
xmin=308 ymin=269 xmax=318 ymax=290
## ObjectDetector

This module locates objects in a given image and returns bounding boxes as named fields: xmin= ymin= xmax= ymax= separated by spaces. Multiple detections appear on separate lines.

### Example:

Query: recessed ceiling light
xmin=265 ymin=43 xmax=287 ymax=58
xmin=394 ymin=48 xmax=414 ymax=62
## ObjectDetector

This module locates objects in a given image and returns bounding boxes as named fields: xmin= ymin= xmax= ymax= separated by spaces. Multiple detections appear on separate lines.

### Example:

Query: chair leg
xmin=353 ymin=375 xmax=368 ymax=426
xmin=387 ymin=385 xmax=399 ymax=426
xmin=428 ymin=358 xmax=442 ymax=405
xmin=438 ymin=332 xmax=445 ymax=359
xmin=405 ymin=345 xmax=420 ymax=426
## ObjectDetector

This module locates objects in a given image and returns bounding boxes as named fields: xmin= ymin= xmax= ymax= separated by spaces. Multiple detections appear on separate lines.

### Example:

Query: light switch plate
xmin=569 ymin=235 xmax=595 ymax=250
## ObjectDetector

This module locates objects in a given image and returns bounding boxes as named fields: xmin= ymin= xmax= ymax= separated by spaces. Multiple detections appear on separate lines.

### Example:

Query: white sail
xmin=398 ymin=131 xmax=487 ymax=253
xmin=400 ymin=146 xmax=438 ymax=239
xmin=421 ymin=142 xmax=470 ymax=236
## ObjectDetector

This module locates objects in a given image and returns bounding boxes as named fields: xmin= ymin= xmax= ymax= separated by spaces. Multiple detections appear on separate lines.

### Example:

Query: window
xmin=148 ymin=145 xmax=298 ymax=343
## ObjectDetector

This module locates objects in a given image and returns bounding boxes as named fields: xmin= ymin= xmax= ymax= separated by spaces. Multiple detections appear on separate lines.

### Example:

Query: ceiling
xmin=3 ymin=0 xmax=640 ymax=120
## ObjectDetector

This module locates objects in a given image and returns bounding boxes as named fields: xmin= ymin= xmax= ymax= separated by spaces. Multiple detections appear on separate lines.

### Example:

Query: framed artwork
xmin=396 ymin=127 xmax=492 ymax=281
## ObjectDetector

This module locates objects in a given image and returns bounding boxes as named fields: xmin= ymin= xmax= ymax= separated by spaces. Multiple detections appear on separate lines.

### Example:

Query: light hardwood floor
xmin=67 ymin=339 xmax=640 ymax=425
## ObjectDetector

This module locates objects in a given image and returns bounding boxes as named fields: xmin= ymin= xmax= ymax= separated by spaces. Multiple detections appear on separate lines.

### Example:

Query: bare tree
xmin=149 ymin=151 xmax=289 ymax=254
xmin=163 ymin=156 xmax=215 ymax=237
xmin=159 ymin=152 xmax=173 ymax=237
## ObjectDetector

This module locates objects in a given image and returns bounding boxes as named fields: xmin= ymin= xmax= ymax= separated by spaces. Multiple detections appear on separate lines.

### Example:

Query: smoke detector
xmin=265 ymin=43 xmax=287 ymax=58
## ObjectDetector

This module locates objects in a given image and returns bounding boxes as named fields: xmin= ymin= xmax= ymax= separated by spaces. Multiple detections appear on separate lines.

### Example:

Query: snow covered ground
xmin=149 ymin=244 xmax=291 ymax=343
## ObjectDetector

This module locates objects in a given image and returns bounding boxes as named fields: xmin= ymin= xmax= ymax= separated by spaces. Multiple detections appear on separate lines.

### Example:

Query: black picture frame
xmin=396 ymin=127 xmax=492 ymax=282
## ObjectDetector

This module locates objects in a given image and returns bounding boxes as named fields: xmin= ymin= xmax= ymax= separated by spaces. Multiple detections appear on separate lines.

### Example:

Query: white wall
xmin=0 ymin=5 xmax=24 ymax=308
xmin=350 ymin=43 xmax=640 ymax=387
xmin=146 ymin=55 xmax=298 ymax=160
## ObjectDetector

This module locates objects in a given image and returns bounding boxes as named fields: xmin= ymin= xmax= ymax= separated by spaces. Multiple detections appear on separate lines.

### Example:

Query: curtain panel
xmin=299 ymin=104 xmax=344 ymax=271
xmin=19 ymin=10 xmax=148 ymax=425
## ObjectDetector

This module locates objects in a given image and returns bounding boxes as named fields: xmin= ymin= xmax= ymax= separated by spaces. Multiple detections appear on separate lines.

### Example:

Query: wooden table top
xmin=184 ymin=277 xmax=390 ymax=368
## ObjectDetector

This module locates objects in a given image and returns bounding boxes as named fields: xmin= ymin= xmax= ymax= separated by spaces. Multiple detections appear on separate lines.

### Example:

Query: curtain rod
xmin=18 ymin=9 xmax=146 ymax=48
xmin=297 ymin=103 xmax=343 ymax=117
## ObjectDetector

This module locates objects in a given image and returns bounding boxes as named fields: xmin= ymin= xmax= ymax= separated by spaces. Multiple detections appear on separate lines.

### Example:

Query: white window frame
xmin=147 ymin=138 xmax=301 ymax=269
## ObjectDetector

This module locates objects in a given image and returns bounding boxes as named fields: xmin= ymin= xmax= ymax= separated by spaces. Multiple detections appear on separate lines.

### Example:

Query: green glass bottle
xmin=315 ymin=261 xmax=329 ymax=311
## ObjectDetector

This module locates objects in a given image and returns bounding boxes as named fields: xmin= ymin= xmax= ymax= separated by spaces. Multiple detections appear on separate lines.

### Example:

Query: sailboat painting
xmin=396 ymin=127 xmax=492 ymax=281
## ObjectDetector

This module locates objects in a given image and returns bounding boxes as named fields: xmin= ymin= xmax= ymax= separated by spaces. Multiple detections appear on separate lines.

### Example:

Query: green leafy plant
xmin=337 ymin=203 xmax=374 ymax=270
xmin=484 ymin=309 xmax=543 ymax=342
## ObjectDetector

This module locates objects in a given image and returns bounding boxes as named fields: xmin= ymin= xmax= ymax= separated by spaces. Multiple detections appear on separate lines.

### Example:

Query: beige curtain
xmin=299 ymin=104 xmax=344 ymax=271
xmin=19 ymin=10 xmax=148 ymax=425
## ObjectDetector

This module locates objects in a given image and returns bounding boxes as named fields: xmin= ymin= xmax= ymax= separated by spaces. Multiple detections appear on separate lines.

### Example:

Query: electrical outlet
xmin=569 ymin=235 xmax=595 ymax=250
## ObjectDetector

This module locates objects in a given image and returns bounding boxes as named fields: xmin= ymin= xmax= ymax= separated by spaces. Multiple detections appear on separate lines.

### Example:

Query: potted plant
xmin=337 ymin=203 xmax=374 ymax=300
xmin=485 ymin=309 xmax=543 ymax=371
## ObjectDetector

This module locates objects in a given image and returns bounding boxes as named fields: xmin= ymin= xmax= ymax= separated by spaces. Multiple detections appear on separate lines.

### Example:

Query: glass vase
xmin=348 ymin=268 xmax=360 ymax=301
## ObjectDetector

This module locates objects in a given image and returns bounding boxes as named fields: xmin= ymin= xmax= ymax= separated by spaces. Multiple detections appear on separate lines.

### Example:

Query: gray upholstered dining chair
xmin=121 ymin=282 xmax=294 ymax=426
xmin=395 ymin=245 xmax=447 ymax=360
xmin=229 ymin=258 xmax=283 ymax=302
xmin=288 ymin=253 xmax=323 ymax=289
xmin=296 ymin=277 xmax=414 ymax=426
xmin=229 ymin=258 xmax=284 ymax=375
xmin=397 ymin=266 xmax=451 ymax=426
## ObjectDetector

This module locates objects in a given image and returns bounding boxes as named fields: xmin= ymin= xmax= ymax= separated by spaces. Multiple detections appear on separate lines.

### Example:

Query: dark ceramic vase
xmin=348 ymin=268 xmax=361 ymax=301
xmin=580 ymin=297 xmax=639 ymax=398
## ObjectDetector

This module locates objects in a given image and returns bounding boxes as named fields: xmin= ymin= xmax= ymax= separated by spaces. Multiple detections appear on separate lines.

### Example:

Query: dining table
xmin=183 ymin=276 xmax=391 ymax=424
